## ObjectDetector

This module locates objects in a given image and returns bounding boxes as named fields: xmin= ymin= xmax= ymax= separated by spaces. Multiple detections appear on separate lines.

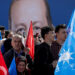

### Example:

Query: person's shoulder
xmin=4 ymin=38 xmax=12 ymax=43
xmin=40 ymin=42 xmax=47 ymax=46
xmin=41 ymin=42 xmax=50 ymax=47
xmin=25 ymin=69 xmax=31 ymax=75
xmin=38 ymin=42 xmax=50 ymax=50
xmin=52 ymin=41 xmax=59 ymax=46
xmin=35 ymin=43 xmax=42 ymax=49
xmin=35 ymin=44 xmax=40 ymax=47
xmin=21 ymin=51 xmax=26 ymax=56
xmin=4 ymin=48 xmax=14 ymax=56
xmin=35 ymin=42 xmax=50 ymax=51
xmin=51 ymin=41 xmax=61 ymax=50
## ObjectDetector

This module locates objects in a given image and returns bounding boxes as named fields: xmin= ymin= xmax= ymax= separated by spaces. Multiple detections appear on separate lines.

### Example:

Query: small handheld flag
xmin=26 ymin=21 xmax=34 ymax=60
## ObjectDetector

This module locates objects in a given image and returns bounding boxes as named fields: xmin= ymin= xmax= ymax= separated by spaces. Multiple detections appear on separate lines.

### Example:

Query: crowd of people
xmin=0 ymin=0 xmax=68 ymax=75
xmin=0 ymin=24 xmax=67 ymax=75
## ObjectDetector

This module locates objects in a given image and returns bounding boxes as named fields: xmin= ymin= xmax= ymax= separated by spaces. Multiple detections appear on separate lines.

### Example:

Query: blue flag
xmin=0 ymin=31 xmax=2 ymax=40
xmin=55 ymin=10 xmax=75 ymax=75
xmin=9 ymin=58 xmax=17 ymax=75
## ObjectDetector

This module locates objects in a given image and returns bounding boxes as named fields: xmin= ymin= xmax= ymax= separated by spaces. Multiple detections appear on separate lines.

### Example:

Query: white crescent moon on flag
xmin=0 ymin=66 xmax=7 ymax=75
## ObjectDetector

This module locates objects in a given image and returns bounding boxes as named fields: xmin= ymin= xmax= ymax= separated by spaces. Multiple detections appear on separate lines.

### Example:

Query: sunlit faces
xmin=56 ymin=29 xmax=67 ymax=41
xmin=10 ymin=0 xmax=48 ymax=37
xmin=46 ymin=31 xmax=55 ymax=42
xmin=11 ymin=36 xmax=22 ymax=51
xmin=17 ymin=61 xmax=26 ymax=73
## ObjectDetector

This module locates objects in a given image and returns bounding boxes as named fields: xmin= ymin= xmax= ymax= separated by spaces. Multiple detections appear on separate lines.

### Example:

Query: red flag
xmin=26 ymin=21 xmax=34 ymax=60
xmin=0 ymin=51 xmax=9 ymax=75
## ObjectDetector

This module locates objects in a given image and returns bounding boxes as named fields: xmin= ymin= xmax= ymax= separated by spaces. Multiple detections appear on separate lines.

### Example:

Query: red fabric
xmin=0 ymin=51 xmax=9 ymax=75
xmin=26 ymin=21 xmax=34 ymax=60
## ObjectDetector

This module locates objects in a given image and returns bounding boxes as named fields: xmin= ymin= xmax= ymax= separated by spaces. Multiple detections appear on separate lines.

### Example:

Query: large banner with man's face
xmin=0 ymin=0 xmax=75 ymax=31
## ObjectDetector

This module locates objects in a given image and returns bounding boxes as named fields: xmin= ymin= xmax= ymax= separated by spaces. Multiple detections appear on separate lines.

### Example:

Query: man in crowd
xmin=33 ymin=26 xmax=57 ymax=75
xmin=51 ymin=24 xmax=67 ymax=60
xmin=4 ymin=34 xmax=32 ymax=69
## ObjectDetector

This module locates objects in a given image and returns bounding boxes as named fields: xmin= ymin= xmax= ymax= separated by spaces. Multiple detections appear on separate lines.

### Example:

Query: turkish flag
xmin=0 ymin=51 xmax=9 ymax=75
xmin=26 ymin=21 xmax=34 ymax=60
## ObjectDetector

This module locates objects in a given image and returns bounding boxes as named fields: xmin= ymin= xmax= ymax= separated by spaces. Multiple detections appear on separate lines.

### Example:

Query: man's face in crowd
xmin=10 ymin=0 xmax=49 ymax=37
xmin=46 ymin=31 xmax=55 ymax=42
xmin=56 ymin=28 xmax=67 ymax=41
xmin=11 ymin=37 xmax=22 ymax=52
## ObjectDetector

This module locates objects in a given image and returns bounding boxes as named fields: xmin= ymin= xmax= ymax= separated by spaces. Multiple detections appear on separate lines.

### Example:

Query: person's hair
xmin=0 ymin=26 xmax=5 ymax=30
xmin=41 ymin=26 xmax=54 ymax=39
xmin=8 ymin=0 xmax=52 ymax=30
xmin=5 ymin=30 xmax=10 ymax=38
xmin=12 ymin=34 xmax=22 ymax=41
xmin=16 ymin=56 xmax=27 ymax=66
xmin=55 ymin=24 xmax=67 ymax=33
xmin=16 ymin=56 xmax=29 ymax=75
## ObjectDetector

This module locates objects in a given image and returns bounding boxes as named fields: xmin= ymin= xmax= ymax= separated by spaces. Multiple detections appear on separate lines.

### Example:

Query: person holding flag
xmin=4 ymin=34 xmax=33 ymax=70
xmin=8 ymin=21 xmax=34 ymax=75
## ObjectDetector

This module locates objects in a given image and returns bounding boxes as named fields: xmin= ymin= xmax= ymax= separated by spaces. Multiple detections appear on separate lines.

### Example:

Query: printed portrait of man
xmin=9 ymin=0 xmax=53 ymax=37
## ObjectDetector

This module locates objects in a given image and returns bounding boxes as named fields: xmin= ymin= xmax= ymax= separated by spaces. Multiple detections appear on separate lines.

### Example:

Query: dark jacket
xmin=3 ymin=38 xmax=12 ymax=54
xmin=50 ymin=41 xmax=62 ymax=73
xmin=4 ymin=48 xmax=33 ymax=69
xmin=17 ymin=70 xmax=31 ymax=75
xmin=33 ymin=42 xmax=54 ymax=75
xmin=51 ymin=41 xmax=61 ymax=60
